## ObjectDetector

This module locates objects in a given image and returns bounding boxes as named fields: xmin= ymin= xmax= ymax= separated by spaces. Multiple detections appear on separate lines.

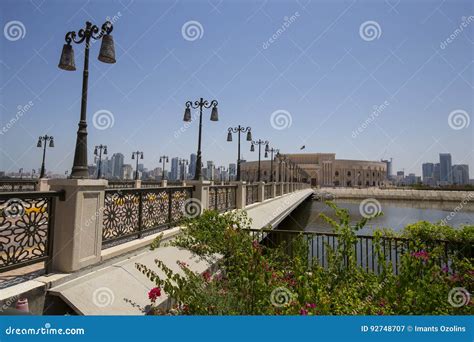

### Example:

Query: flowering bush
xmin=136 ymin=204 xmax=473 ymax=315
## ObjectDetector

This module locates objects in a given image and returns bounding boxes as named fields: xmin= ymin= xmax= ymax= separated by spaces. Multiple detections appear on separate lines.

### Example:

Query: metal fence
xmin=0 ymin=191 xmax=63 ymax=273
xmin=246 ymin=184 xmax=258 ymax=206
xmin=102 ymin=186 xmax=193 ymax=248
xmin=0 ymin=179 xmax=38 ymax=192
xmin=247 ymin=229 xmax=455 ymax=275
xmin=209 ymin=185 xmax=237 ymax=212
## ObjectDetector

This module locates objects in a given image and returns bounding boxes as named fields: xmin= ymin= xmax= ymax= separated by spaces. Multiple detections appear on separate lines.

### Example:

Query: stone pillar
xmin=161 ymin=179 xmax=168 ymax=187
xmin=134 ymin=179 xmax=142 ymax=188
xmin=48 ymin=179 xmax=107 ymax=273
xmin=187 ymin=180 xmax=211 ymax=213
xmin=232 ymin=181 xmax=246 ymax=209
xmin=36 ymin=178 xmax=50 ymax=191
xmin=257 ymin=181 xmax=265 ymax=202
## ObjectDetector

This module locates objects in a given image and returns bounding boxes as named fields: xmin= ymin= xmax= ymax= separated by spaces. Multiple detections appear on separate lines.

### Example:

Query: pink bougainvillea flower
xmin=202 ymin=271 xmax=211 ymax=282
xmin=306 ymin=303 xmax=316 ymax=309
xmin=411 ymin=250 xmax=429 ymax=262
xmin=300 ymin=309 xmax=308 ymax=315
xmin=148 ymin=287 xmax=162 ymax=302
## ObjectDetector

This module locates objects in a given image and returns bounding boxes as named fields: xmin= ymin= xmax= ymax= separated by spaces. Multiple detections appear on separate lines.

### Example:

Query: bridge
xmin=0 ymin=179 xmax=313 ymax=315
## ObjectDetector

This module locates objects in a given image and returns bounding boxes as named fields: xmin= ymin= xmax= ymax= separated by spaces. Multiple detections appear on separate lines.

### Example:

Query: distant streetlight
xmin=132 ymin=151 xmax=144 ymax=180
xmin=159 ymin=155 xmax=169 ymax=180
xmin=94 ymin=144 xmax=107 ymax=179
xmin=179 ymin=158 xmax=189 ymax=181
xmin=37 ymin=135 xmax=54 ymax=178
xmin=58 ymin=20 xmax=116 ymax=178
xmin=266 ymin=147 xmax=279 ymax=182
xmin=250 ymin=139 xmax=269 ymax=182
xmin=227 ymin=125 xmax=252 ymax=181
xmin=182 ymin=98 xmax=219 ymax=180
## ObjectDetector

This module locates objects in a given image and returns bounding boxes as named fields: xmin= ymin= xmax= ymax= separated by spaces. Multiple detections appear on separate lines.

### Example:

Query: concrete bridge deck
xmin=8 ymin=188 xmax=314 ymax=315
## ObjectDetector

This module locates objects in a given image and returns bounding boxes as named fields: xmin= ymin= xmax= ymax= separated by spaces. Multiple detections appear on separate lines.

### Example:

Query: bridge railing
xmin=0 ymin=190 xmax=64 ymax=274
xmin=247 ymin=228 xmax=456 ymax=275
xmin=0 ymin=179 xmax=38 ymax=192
xmin=208 ymin=185 xmax=237 ymax=212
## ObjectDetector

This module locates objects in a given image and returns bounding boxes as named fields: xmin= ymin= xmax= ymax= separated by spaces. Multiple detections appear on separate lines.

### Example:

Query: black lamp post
xmin=132 ymin=151 xmax=143 ymax=180
xmin=179 ymin=158 xmax=189 ymax=181
xmin=183 ymin=98 xmax=219 ymax=180
xmin=267 ymin=147 xmax=279 ymax=183
xmin=250 ymin=139 xmax=269 ymax=182
xmin=58 ymin=21 xmax=116 ymax=178
xmin=159 ymin=155 xmax=169 ymax=180
xmin=227 ymin=125 xmax=251 ymax=181
xmin=94 ymin=144 xmax=107 ymax=179
xmin=37 ymin=135 xmax=54 ymax=178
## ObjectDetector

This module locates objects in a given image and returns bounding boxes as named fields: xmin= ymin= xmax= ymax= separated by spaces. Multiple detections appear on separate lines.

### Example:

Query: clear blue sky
xmin=0 ymin=0 xmax=472 ymax=176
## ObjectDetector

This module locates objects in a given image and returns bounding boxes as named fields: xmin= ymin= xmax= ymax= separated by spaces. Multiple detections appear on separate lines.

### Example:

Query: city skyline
xmin=1 ymin=1 xmax=472 ymax=177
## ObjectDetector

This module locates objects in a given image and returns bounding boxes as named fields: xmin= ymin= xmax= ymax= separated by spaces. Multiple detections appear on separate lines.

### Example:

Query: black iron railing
xmin=247 ymin=229 xmax=455 ymax=275
xmin=209 ymin=185 xmax=237 ymax=212
xmin=0 ymin=191 xmax=64 ymax=273
xmin=0 ymin=179 xmax=38 ymax=192
xmin=246 ymin=184 xmax=258 ymax=206
xmin=102 ymin=186 xmax=193 ymax=248
xmin=264 ymin=184 xmax=273 ymax=200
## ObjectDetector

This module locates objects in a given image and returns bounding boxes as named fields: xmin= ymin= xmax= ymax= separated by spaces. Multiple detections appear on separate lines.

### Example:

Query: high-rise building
xmin=229 ymin=163 xmax=237 ymax=181
xmin=111 ymin=153 xmax=124 ymax=179
xmin=422 ymin=162 xmax=435 ymax=185
xmin=452 ymin=164 xmax=469 ymax=185
xmin=433 ymin=163 xmax=440 ymax=184
xmin=189 ymin=153 xmax=197 ymax=179
xmin=439 ymin=153 xmax=452 ymax=184
xmin=122 ymin=164 xmax=133 ymax=180
xmin=170 ymin=157 xmax=179 ymax=181
xmin=206 ymin=161 xmax=214 ymax=181
xmin=381 ymin=158 xmax=393 ymax=179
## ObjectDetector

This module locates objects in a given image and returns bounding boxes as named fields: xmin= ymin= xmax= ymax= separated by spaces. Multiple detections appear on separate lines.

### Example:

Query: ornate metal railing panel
xmin=264 ymin=184 xmax=273 ymax=200
xmin=208 ymin=185 xmax=237 ymax=212
xmin=245 ymin=184 xmax=258 ymax=206
xmin=0 ymin=191 xmax=62 ymax=273
xmin=0 ymin=180 xmax=38 ymax=192
xmin=102 ymin=186 xmax=193 ymax=248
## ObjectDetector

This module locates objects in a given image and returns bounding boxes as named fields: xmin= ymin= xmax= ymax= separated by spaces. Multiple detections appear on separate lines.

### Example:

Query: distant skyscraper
xmin=206 ymin=161 xmax=214 ymax=181
xmin=189 ymin=153 xmax=197 ymax=178
xmin=439 ymin=153 xmax=452 ymax=184
xmin=170 ymin=157 xmax=179 ymax=181
xmin=122 ymin=164 xmax=133 ymax=180
xmin=111 ymin=153 xmax=124 ymax=179
xmin=422 ymin=163 xmax=434 ymax=185
xmin=452 ymin=164 xmax=469 ymax=185
xmin=433 ymin=163 xmax=440 ymax=183
xmin=381 ymin=158 xmax=392 ymax=179
xmin=229 ymin=163 xmax=237 ymax=181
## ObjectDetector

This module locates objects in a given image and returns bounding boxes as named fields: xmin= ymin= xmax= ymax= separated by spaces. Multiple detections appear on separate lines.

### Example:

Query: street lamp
xmin=183 ymin=98 xmax=219 ymax=180
xmin=159 ymin=155 xmax=169 ymax=180
xmin=227 ymin=125 xmax=251 ymax=181
xmin=266 ymin=147 xmax=279 ymax=183
xmin=37 ymin=135 xmax=54 ymax=178
xmin=179 ymin=158 xmax=189 ymax=181
xmin=94 ymin=144 xmax=107 ymax=179
xmin=58 ymin=21 xmax=116 ymax=178
xmin=250 ymin=139 xmax=269 ymax=182
xmin=132 ymin=151 xmax=144 ymax=180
